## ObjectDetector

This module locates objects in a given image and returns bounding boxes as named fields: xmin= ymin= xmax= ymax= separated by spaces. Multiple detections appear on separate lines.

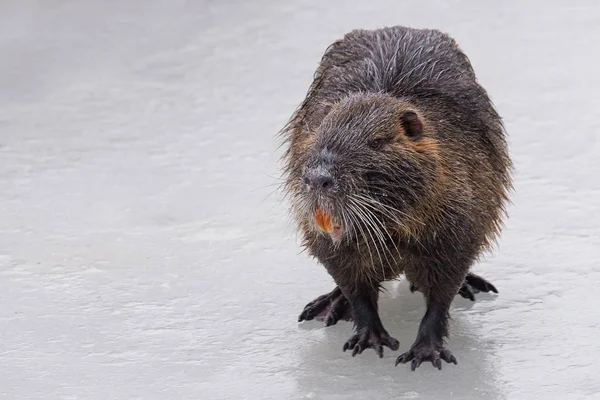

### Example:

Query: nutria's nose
xmin=303 ymin=167 xmax=334 ymax=191
xmin=312 ymin=174 xmax=334 ymax=190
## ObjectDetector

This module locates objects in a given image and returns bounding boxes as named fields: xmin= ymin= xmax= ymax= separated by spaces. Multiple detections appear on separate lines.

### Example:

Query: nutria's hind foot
xmin=465 ymin=272 xmax=498 ymax=293
xmin=411 ymin=273 xmax=498 ymax=301
xmin=395 ymin=343 xmax=457 ymax=371
xmin=458 ymin=273 xmax=499 ymax=301
xmin=343 ymin=326 xmax=399 ymax=358
xmin=298 ymin=287 xmax=353 ymax=324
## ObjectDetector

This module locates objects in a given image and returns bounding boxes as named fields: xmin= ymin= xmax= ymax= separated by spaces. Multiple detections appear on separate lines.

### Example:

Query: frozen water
xmin=1 ymin=1 xmax=600 ymax=399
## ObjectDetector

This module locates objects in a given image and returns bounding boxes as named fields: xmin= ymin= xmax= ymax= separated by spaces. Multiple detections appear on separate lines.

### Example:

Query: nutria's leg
xmin=396 ymin=271 xmax=464 ymax=371
xmin=298 ymin=286 xmax=353 ymax=324
xmin=341 ymin=284 xmax=399 ymax=358
xmin=411 ymin=272 xmax=498 ymax=301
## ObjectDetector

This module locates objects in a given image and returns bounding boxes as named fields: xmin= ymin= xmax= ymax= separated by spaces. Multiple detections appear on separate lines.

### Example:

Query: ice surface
xmin=1 ymin=1 xmax=600 ymax=399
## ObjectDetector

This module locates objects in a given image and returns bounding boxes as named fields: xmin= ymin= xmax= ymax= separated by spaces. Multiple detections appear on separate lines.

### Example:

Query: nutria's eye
xmin=368 ymin=138 xmax=386 ymax=150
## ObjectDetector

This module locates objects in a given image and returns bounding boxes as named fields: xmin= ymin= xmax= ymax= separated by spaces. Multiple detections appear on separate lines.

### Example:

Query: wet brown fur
xmin=279 ymin=26 xmax=512 ymax=368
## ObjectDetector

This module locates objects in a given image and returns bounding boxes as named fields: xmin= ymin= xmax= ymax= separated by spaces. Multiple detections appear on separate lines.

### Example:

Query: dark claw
xmin=298 ymin=287 xmax=345 ymax=323
xmin=411 ymin=359 xmax=421 ymax=371
xmin=298 ymin=309 xmax=311 ymax=322
xmin=394 ymin=351 xmax=413 ymax=366
xmin=298 ymin=293 xmax=330 ymax=322
xmin=458 ymin=282 xmax=476 ymax=301
xmin=396 ymin=344 xmax=457 ymax=371
xmin=343 ymin=335 xmax=359 ymax=353
xmin=325 ymin=314 xmax=337 ymax=326
xmin=375 ymin=345 xmax=384 ymax=358
xmin=343 ymin=336 xmax=357 ymax=352
xmin=325 ymin=295 xmax=351 ymax=326
xmin=440 ymin=349 xmax=457 ymax=365
xmin=344 ymin=327 xmax=399 ymax=358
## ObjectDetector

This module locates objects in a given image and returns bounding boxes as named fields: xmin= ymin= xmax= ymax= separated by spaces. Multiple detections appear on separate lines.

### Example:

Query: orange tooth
xmin=314 ymin=207 xmax=333 ymax=233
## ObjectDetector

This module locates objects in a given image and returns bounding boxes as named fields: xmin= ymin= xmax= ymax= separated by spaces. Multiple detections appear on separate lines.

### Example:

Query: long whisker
xmin=352 ymin=192 xmax=426 ymax=251
xmin=354 ymin=198 xmax=401 ymax=257
xmin=346 ymin=201 xmax=377 ymax=280
xmin=354 ymin=192 xmax=424 ymax=227
xmin=351 ymin=198 xmax=391 ymax=279
xmin=350 ymin=194 xmax=409 ymax=262
xmin=348 ymin=198 xmax=387 ymax=275
xmin=349 ymin=196 xmax=399 ymax=270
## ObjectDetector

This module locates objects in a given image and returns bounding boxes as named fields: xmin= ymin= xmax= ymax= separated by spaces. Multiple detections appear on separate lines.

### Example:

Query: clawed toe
xmin=298 ymin=287 xmax=343 ymax=322
xmin=458 ymin=273 xmax=499 ymax=301
xmin=324 ymin=295 xmax=352 ymax=326
xmin=299 ymin=297 xmax=325 ymax=322
xmin=395 ymin=344 xmax=457 ymax=371
xmin=465 ymin=273 xmax=498 ymax=294
xmin=343 ymin=327 xmax=399 ymax=358
xmin=440 ymin=348 xmax=457 ymax=365
xmin=458 ymin=282 xmax=476 ymax=301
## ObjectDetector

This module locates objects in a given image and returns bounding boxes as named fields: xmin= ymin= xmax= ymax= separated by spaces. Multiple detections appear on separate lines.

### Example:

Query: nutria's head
xmin=288 ymin=93 xmax=441 ymax=244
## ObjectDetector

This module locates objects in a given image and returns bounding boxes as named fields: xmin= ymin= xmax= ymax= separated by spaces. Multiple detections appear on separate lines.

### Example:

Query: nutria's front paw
xmin=343 ymin=327 xmax=399 ymax=358
xmin=395 ymin=343 xmax=457 ymax=371
xmin=298 ymin=289 xmax=339 ymax=322
xmin=298 ymin=287 xmax=353 ymax=324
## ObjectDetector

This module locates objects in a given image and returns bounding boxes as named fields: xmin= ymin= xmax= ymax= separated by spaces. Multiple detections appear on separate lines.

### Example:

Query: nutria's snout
xmin=303 ymin=165 xmax=335 ymax=192
xmin=303 ymin=146 xmax=336 ymax=191
xmin=301 ymin=149 xmax=346 ymax=242
xmin=301 ymin=179 xmax=345 ymax=242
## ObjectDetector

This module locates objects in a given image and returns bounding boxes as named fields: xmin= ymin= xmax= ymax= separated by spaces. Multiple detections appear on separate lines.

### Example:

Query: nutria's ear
xmin=400 ymin=111 xmax=423 ymax=140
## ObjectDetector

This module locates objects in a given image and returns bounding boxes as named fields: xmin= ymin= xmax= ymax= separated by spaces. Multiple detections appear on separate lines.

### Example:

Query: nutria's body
xmin=280 ymin=26 xmax=512 ymax=370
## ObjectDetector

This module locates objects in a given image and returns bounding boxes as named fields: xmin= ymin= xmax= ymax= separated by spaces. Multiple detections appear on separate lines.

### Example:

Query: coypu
xmin=280 ymin=26 xmax=512 ymax=370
